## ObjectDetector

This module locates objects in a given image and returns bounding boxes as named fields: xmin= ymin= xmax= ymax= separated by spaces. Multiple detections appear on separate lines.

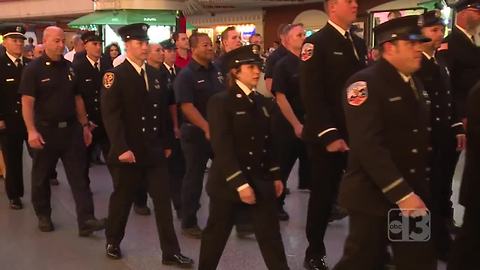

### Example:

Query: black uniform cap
xmin=118 ymin=23 xmax=149 ymax=42
xmin=0 ymin=24 xmax=26 ymax=40
xmin=224 ymin=44 xmax=262 ymax=70
xmin=422 ymin=10 xmax=445 ymax=27
xmin=446 ymin=0 xmax=480 ymax=11
xmin=81 ymin=31 xmax=103 ymax=43
xmin=160 ymin=38 xmax=176 ymax=50
xmin=374 ymin=15 xmax=431 ymax=46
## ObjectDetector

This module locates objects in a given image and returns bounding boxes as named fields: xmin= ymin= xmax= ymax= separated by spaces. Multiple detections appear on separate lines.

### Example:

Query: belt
xmin=37 ymin=118 xmax=77 ymax=128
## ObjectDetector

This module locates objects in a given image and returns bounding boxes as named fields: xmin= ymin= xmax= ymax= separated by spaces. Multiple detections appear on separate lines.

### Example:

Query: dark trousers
xmin=448 ymin=206 xmax=480 ymax=270
xmin=199 ymin=180 xmax=289 ymax=270
xmin=306 ymin=143 xmax=346 ymax=259
xmin=430 ymin=133 xmax=460 ymax=220
xmin=168 ymin=138 xmax=185 ymax=211
xmin=31 ymin=124 xmax=95 ymax=228
xmin=0 ymin=131 xmax=26 ymax=200
xmin=275 ymin=120 xmax=311 ymax=193
xmin=276 ymin=133 xmax=311 ymax=206
xmin=105 ymin=164 xmax=180 ymax=257
xmin=180 ymin=125 xmax=212 ymax=228
xmin=333 ymin=212 xmax=437 ymax=270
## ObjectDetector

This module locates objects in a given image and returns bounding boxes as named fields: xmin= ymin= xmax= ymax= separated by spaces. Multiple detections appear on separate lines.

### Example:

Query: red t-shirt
xmin=175 ymin=51 xmax=191 ymax=68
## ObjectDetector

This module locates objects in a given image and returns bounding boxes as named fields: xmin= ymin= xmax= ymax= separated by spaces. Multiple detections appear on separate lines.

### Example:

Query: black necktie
xmin=94 ymin=62 xmax=99 ymax=72
xmin=15 ymin=58 xmax=22 ymax=69
xmin=248 ymin=91 xmax=260 ymax=104
xmin=169 ymin=67 xmax=176 ymax=79
xmin=140 ymin=68 xmax=148 ymax=91
xmin=408 ymin=78 xmax=419 ymax=100
xmin=344 ymin=32 xmax=359 ymax=60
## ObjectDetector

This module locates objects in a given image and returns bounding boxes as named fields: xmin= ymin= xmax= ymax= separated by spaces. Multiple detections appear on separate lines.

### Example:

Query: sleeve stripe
xmin=226 ymin=170 xmax=242 ymax=182
xmin=451 ymin=122 xmax=463 ymax=128
xmin=318 ymin=128 xmax=338 ymax=138
xmin=269 ymin=166 xmax=280 ymax=172
xmin=382 ymin=178 xmax=404 ymax=194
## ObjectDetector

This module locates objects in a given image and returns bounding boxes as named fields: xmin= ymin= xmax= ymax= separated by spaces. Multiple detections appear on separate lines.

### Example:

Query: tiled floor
xmin=0 ymin=148 xmax=460 ymax=269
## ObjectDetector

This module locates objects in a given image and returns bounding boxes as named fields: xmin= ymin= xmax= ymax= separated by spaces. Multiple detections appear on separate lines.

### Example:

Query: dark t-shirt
xmin=19 ymin=54 xmax=79 ymax=122
xmin=174 ymin=59 xmax=225 ymax=121
xmin=264 ymin=45 xmax=288 ymax=79
xmin=272 ymin=51 xmax=304 ymax=121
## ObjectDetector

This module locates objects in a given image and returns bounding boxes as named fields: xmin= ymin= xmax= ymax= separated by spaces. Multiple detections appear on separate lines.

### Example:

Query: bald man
xmin=19 ymin=26 xmax=106 ymax=236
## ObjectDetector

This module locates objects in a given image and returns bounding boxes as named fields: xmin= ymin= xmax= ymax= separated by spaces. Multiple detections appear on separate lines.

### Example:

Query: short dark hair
xmin=189 ymin=32 xmax=210 ymax=48
xmin=282 ymin=23 xmax=304 ymax=36
xmin=248 ymin=33 xmax=261 ymax=43
xmin=221 ymin=26 xmax=236 ymax=42
xmin=277 ymin=24 xmax=287 ymax=38
xmin=172 ymin=32 xmax=185 ymax=42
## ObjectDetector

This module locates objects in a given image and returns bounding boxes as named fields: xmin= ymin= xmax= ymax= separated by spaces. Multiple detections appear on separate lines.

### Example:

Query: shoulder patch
xmin=347 ymin=81 xmax=368 ymax=106
xmin=301 ymin=43 xmax=314 ymax=61
xmin=103 ymin=72 xmax=115 ymax=89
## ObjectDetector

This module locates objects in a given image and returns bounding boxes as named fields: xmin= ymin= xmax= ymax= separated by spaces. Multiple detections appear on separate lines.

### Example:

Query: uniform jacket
xmin=340 ymin=59 xmax=432 ymax=216
xmin=446 ymin=26 xmax=480 ymax=119
xmin=101 ymin=61 xmax=173 ymax=166
xmin=206 ymin=84 xmax=281 ymax=202
xmin=0 ymin=55 xmax=30 ymax=134
xmin=159 ymin=63 xmax=180 ymax=104
xmin=416 ymin=54 xmax=464 ymax=142
xmin=72 ymin=54 xmax=112 ymax=126
xmin=300 ymin=23 xmax=367 ymax=146
xmin=460 ymin=82 xmax=480 ymax=208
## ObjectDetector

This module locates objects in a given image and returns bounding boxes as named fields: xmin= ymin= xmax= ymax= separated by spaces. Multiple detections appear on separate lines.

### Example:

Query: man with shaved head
xmin=19 ymin=26 xmax=106 ymax=236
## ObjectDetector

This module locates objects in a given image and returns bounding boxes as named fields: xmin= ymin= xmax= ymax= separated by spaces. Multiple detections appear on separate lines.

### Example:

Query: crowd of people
xmin=1 ymin=0 xmax=480 ymax=269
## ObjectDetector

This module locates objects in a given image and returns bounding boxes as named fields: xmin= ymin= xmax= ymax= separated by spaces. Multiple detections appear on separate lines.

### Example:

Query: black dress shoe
xmin=329 ymin=205 xmax=348 ymax=222
xmin=304 ymin=256 xmax=329 ymax=270
xmin=106 ymin=244 xmax=122 ymax=259
xmin=38 ymin=216 xmax=54 ymax=232
xmin=9 ymin=198 xmax=23 ymax=210
xmin=134 ymin=205 xmax=151 ymax=216
xmin=278 ymin=206 xmax=290 ymax=221
xmin=162 ymin=253 xmax=194 ymax=268
xmin=79 ymin=218 xmax=106 ymax=237
xmin=181 ymin=225 xmax=203 ymax=239
xmin=235 ymin=224 xmax=255 ymax=238
xmin=50 ymin=178 xmax=59 ymax=186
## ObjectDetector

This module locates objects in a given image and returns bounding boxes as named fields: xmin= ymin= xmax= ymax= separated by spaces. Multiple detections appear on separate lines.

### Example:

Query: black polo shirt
xmin=272 ymin=51 xmax=304 ymax=121
xmin=174 ymin=59 xmax=225 ymax=122
xmin=19 ymin=54 xmax=79 ymax=123
xmin=264 ymin=45 xmax=288 ymax=79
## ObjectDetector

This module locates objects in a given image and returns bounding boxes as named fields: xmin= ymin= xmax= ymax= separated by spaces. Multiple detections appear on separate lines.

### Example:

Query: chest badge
xmin=103 ymin=72 xmax=115 ymax=89
xmin=217 ymin=72 xmax=224 ymax=84
xmin=301 ymin=43 xmax=314 ymax=61
xmin=346 ymin=81 xmax=368 ymax=106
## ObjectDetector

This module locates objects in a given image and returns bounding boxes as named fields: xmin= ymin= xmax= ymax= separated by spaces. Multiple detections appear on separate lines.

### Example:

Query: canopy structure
xmin=69 ymin=9 xmax=195 ymax=28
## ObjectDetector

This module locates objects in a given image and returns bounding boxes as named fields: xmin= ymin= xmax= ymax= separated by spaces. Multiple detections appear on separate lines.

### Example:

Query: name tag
xmin=41 ymin=78 xmax=51 ymax=83
xmin=6 ymin=78 xmax=14 ymax=82
xmin=389 ymin=97 xmax=402 ymax=102
xmin=236 ymin=111 xmax=246 ymax=115
xmin=333 ymin=51 xmax=344 ymax=56
xmin=197 ymin=79 xmax=205 ymax=83
xmin=85 ymin=78 xmax=92 ymax=82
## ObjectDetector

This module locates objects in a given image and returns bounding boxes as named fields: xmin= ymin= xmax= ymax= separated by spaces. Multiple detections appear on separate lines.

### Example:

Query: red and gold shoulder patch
xmin=103 ymin=72 xmax=115 ymax=89
xmin=347 ymin=81 xmax=368 ymax=106
xmin=301 ymin=43 xmax=314 ymax=61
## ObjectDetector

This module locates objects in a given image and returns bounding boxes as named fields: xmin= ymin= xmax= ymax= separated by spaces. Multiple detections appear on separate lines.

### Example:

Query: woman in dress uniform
xmin=198 ymin=44 xmax=290 ymax=270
